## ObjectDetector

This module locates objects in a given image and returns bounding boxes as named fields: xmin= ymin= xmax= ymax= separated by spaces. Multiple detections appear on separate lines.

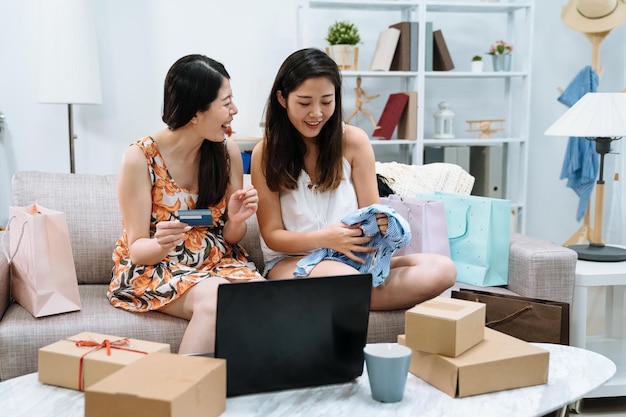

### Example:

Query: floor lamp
xmin=37 ymin=0 xmax=102 ymax=174
xmin=545 ymin=92 xmax=626 ymax=262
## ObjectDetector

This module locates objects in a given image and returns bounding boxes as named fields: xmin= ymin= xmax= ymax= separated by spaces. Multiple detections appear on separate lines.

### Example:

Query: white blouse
xmin=261 ymin=158 xmax=358 ymax=264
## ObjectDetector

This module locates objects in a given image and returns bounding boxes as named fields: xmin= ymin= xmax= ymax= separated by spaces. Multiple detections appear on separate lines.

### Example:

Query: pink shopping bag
xmin=381 ymin=195 xmax=451 ymax=257
xmin=5 ymin=203 xmax=81 ymax=317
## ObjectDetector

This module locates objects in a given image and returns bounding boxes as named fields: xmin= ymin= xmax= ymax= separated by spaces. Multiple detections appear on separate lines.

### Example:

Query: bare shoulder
xmin=344 ymin=123 xmax=370 ymax=144
xmin=251 ymin=139 xmax=266 ymax=158
xmin=344 ymin=124 xmax=374 ymax=160
xmin=118 ymin=142 xmax=151 ymax=194
xmin=120 ymin=142 xmax=146 ymax=172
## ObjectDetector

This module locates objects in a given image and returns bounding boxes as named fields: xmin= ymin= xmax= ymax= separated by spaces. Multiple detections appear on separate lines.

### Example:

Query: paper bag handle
xmin=1 ymin=216 xmax=27 ymax=264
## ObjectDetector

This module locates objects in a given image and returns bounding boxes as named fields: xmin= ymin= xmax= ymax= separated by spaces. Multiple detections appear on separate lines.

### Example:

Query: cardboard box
xmin=38 ymin=332 xmax=170 ymax=390
xmin=85 ymin=352 xmax=226 ymax=417
xmin=405 ymin=296 xmax=485 ymax=357
xmin=398 ymin=328 xmax=549 ymax=397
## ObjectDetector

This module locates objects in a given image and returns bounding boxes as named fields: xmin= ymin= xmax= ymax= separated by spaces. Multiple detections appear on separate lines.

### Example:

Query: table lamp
xmin=545 ymin=92 xmax=626 ymax=262
xmin=37 ymin=0 xmax=102 ymax=174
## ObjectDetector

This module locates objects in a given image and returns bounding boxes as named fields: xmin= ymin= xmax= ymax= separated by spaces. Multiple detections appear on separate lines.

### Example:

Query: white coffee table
xmin=571 ymin=257 xmax=626 ymax=399
xmin=0 ymin=343 xmax=614 ymax=417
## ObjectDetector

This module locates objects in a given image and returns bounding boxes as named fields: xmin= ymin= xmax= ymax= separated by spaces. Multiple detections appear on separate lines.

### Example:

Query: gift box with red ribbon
xmin=38 ymin=331 xmax=171 ymax=390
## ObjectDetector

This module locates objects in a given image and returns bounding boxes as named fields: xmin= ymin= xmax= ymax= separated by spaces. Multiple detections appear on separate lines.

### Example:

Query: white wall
xmin=1 ymin=0 xmax=625 ymax=246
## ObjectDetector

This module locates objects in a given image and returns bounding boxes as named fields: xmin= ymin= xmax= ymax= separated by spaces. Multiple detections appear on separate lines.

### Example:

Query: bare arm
xmin=345 ymin=124 xmax=380 ymax=208
xmin=117 ymin=144 xmax=190 ymax=265
xmin=345 ymin=124 xmax=389 ymax=234
xmin=223 ymin=138 xmax=258 ymax=244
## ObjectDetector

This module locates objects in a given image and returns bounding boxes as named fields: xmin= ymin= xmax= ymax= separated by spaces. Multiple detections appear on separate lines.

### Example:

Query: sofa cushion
xmin=0 ymin=284 xmax=187 ymax=381
xmin=11 ymin=171 xmax=121 ymax=285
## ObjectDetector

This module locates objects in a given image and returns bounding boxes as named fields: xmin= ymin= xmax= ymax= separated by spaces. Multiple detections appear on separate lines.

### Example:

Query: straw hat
xmin=562 ymin=0 xmax=626 ymax=33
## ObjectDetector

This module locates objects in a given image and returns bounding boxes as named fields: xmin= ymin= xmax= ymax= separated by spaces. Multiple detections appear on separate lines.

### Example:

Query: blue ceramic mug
xmin=363 ymin=343 xmax=412 ymax=403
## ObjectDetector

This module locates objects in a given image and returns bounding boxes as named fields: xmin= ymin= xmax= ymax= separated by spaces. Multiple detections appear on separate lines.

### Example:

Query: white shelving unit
xmin=296 ymin=0 xmax=534 ymax=232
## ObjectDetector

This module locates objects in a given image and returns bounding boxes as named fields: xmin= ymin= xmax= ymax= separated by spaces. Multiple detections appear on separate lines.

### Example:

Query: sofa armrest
xmin=506 ymin=232 xmax=577 ymax=305
xmin=0 ymin=231 xmax=9 ymax=319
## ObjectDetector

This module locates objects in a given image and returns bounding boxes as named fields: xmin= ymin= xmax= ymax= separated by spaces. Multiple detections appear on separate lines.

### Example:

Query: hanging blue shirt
xmin=558 ymin=65 xmax=599 ymax=222
xmin=294 ymin=204 xmax=411 ymax=287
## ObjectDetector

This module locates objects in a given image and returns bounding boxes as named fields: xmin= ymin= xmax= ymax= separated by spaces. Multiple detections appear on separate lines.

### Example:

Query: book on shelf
xmin=397 ymin=91 xmax=417 ymax=140
xmin=424 ymin=22 xmax=434 ymax=71
xmin=369 ymin=27 xmax=401 ymax=71
xmin=433 ymin=29 xmax=454 ymax=71
xmin=389 ymin=21 xmax=433 ymax=72
xmin=372 ymin=92 xmax=410 ymax=140
xmin=389 ymin=22 xmax=415 ymax=72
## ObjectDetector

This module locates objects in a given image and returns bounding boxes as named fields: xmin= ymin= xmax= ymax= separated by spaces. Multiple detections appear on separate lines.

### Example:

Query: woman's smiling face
xmin=278 ymin=76 xmax=336 ymax=139
xmin=195 ymin=78 xmax=238 ymax=142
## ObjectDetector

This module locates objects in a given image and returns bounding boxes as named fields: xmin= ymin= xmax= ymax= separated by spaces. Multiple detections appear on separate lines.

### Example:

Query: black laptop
xmin=214 ymin=273 xmax=372 ymax=397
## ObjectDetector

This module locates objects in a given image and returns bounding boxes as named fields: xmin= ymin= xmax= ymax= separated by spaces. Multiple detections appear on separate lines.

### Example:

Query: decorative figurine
xmin=466 ymin=119 xmax=505 ymax=138
xmin=345 ymin=76 xmax=380 ymax=130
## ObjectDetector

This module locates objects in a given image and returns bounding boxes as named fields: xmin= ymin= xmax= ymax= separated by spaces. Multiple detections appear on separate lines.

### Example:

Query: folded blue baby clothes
xmin=294 ymin=204 xmax=411 ymax=287
xmin=558 ymin=65 xmax=599 ymax=222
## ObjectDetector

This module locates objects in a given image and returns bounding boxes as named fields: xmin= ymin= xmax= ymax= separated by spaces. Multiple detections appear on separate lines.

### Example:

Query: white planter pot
xmin=327 ymin=45 xmax=358 ymax=70
xmin=471 ymin=61 xmax=484 ymax=73
xmin=491 ymin=54 xmax=512 ymax=72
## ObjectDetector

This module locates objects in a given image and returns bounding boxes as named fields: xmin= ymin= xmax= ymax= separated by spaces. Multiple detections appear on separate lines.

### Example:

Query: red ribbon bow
xmin=70 ymin=337 xmax=147 ymax=391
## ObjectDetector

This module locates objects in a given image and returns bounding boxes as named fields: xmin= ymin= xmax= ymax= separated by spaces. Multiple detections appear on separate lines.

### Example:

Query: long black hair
xmin=263 ymin=48 xmax=344 ymax=192
xmin=162 ymin=54 xmax=230 ymax=208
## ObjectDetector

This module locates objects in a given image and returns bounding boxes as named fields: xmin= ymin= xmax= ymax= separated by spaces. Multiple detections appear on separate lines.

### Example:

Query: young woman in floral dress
xmin=108 ymin=54 xmax=263 ymax=354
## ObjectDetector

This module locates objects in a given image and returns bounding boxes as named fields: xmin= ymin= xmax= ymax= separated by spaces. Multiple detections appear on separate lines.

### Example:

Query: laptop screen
xmin=215 ymin=274 xmax=372 ymax=396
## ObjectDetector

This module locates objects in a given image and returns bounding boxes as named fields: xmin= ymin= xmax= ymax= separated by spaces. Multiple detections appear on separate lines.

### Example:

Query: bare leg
xmin=267 ymin=257 xmax=359 ymax=279
xmin=267 ymin=254 xmax=455 ymax=311
xmin=370 ymin=253 xmax=456 ymax=310
xmin=158 ymin=277 xmax=229 ymax=354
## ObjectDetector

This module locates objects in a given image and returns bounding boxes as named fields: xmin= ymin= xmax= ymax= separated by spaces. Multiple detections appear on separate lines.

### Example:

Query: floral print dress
xmin=108 ymin=137 xmax=261 ymax=312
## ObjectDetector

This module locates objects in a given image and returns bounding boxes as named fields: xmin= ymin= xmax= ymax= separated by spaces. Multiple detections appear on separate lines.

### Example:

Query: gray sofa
xmin=0 ymin=170 xmax=577 ymax=381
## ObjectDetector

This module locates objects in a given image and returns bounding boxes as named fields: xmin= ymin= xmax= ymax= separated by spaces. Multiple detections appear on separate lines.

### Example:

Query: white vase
xmin=471 ymin=61 xmax=484 ymax=73
xmin=327 ymin=45 xmax=358 ymax=70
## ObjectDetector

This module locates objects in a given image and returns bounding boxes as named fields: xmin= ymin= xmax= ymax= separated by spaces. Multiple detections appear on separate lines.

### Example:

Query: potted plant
xmin=487 ymin=40 xmax=513 ymax=71
xmin=471 ymin=55 xmax=483 ymax=73
xmin=325 ymin=20 xmax=361 ymax=70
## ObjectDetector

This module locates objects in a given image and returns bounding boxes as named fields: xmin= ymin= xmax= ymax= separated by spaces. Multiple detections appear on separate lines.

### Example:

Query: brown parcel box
xmin=398 ymin=328 xmax=549 ymax=398
xmin=85 ymin=352 xmax=226 ymax=417
xmin=405 ymin=296 xmax=485 ymax=357
xmin=38 ymin=331 xmax=170 ymax=390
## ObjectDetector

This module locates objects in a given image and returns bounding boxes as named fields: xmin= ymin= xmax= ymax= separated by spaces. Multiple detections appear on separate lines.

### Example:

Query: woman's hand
xmin=375 ymin=213 xmax=388 ymax=235
xmin=153 ymin=221 xmax=191 ymax=253
xmin=227 ymin=184 xmax=258 ymax=224
xmin=322 ymin=222 xmax=374 ymax=264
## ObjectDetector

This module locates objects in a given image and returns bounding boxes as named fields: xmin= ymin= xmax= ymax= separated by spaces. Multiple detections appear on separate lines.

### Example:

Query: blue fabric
xmin=558 ymin=65 xmax=600 ymax=221
xmin=294 ymin=204 xmax=411 ymax=287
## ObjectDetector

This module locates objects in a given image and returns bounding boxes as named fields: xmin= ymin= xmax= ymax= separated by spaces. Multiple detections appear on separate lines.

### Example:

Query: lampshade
xmin=544 ymin=91 xmax=626 ymax=262
xmin=37 ymin=0 xmax=102 ymax=104
xmin=544 ymin=92 xmax=626 ymax=138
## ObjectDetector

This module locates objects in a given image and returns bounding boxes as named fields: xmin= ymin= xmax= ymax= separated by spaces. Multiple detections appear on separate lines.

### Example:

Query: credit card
xmin=178 ymin=209 xmax=213 ymax=226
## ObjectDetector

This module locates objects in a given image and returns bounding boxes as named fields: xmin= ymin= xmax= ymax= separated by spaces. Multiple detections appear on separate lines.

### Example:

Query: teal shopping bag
xmin=416 ymin=192 xmax=510 ymax=287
